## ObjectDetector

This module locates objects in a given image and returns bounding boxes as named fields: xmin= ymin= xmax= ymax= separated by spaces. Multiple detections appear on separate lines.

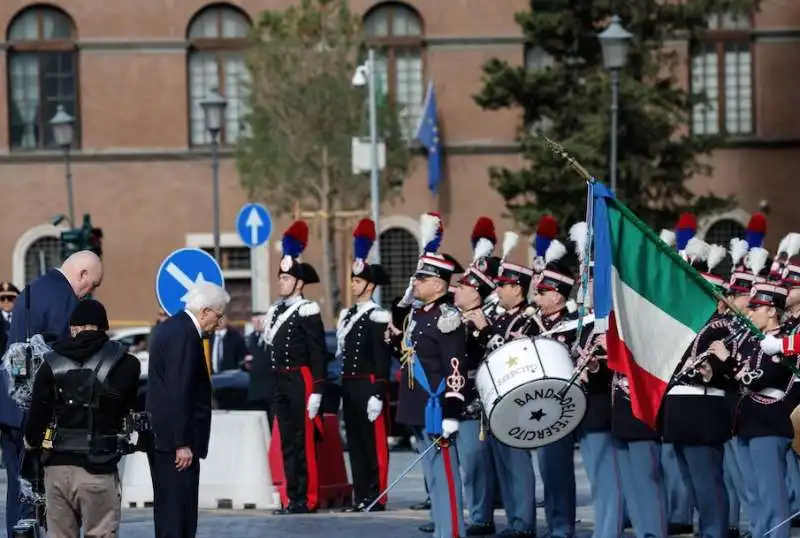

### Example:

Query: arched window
xmin=364 ymin=2 xmax=424 ymax=138
xmin=24 ymin=236 xmax=62 ymax=284
xmin=379 ymin=227 xmax=419 ymax=308
xmin=187 ymin=4 xmax=252 ymax=146
xmin=704 ymin=218 xmax=745 ymax=276
xmin=6 ymin=6 xmax=79 ymax=150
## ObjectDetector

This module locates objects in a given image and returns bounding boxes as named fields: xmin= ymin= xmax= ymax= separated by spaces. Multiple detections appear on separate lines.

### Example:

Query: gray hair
xmin=184 ymin=282 xmax=230 ymax=313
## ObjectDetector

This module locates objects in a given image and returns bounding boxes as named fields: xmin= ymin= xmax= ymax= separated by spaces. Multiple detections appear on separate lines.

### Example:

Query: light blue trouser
xmin=662 ymin=443 xmax=695 ymax=526
xmin=538 ymin=434 xmax=577 ymax=538
xmin=615 ymin=439 xmax=668 ymax=538
xmin=579 ymin=431 xmax=624 ymax=538
xmin=489 ymin=436 xmax=536 ymax=533
xmin=414 ymin=427 xmax=466 ymax=538
xmin=674 ymin=444 xmax=728 ymax=538
xmin=457 ymin=419 xmax=497 ymax=526
xmin=785 ymin=448 xmax=800 ymax=513
xmin=736 ymin=436 xmax=791 ymax=538
xmin=724 ymin=439 xmax=746 ymax=529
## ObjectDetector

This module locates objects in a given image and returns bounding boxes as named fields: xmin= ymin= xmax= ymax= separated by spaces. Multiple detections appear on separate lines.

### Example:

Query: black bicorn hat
xmin=279 ymin=220 xmax=320 ymax=285
xmin=351 ymin=218 xmax=391 ymax=287
xmin=416 ymin=253 xmax=464 ymax=283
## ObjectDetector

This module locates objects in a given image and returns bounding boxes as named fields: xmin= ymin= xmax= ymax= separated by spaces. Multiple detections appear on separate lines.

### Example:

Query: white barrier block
xmin=118 ymin=451 xmax=153 ymax=508
xmin=198 ymin=410 xmax=278 ymax=510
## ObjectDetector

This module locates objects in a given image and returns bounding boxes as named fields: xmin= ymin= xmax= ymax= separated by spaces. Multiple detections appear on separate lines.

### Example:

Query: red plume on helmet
xmin=470 ymin=217 xmax=497 ymax=248
xmin=534 ymin=215 xmax=558 ymax=258
xmin=353 ymin=219 xmax=376 ymax=261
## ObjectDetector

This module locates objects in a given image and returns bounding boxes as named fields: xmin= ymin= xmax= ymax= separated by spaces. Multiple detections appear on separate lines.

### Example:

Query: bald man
xmin=2 ymin=250 xmax=103 ymax=537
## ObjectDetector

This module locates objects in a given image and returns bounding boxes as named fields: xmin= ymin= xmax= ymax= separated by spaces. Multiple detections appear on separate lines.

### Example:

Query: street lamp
xmin=50 ymin=105 xmax=76 ymax=226
xmin=352 ymin=49 xmax=382 ymax=305
xmin=598 ymin=15 xmax=632 ymax=196
xmin=200 ymin=88 xmax=228 ymax=263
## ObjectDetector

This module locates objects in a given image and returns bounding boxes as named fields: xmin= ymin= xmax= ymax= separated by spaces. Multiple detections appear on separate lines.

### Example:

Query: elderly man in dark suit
xmin=2 ymin=251 xmax=103 ymax=537
xmin=146 ymin=281 xmax=230 ymax=538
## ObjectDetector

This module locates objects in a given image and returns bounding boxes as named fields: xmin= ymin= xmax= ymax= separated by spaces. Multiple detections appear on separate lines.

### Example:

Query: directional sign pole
xmin=156 ymin=248 xmax=225 ymax=317
xmin=236 ymin=203 xmax=273 ymax=315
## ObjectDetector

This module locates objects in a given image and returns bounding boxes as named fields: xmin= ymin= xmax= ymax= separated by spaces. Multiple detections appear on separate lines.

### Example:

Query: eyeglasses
xmin=0 ymin=296 xmax=15 ymax=303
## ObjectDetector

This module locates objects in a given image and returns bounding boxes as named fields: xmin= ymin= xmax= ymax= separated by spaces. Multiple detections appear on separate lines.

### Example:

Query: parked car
xmin=108 ymin=325 xmax=412 ymax=448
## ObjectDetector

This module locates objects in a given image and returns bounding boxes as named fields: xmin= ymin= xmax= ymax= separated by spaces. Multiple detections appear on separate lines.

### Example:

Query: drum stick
xmin=363 ymin=436 xmax=443 ymax=513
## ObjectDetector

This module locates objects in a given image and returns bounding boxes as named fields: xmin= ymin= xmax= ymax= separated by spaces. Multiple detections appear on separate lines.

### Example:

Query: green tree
xmin=237 ymin=0 xmax=412 ymax=318
xmin=474 ymin=0 xmax=760 ymax=233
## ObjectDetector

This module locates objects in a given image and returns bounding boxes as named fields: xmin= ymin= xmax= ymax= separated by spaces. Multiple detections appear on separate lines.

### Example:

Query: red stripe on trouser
xmin=370 ymin=375 xmax=390 ymax=504
xmin=440 ymin=444 xmax=460 ymax=538
xmin=300 ymin=367 xmax=320 ymax=511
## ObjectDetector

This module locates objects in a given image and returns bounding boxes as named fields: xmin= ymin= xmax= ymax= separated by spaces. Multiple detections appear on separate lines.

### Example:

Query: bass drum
xmin=475 ymin=336 xmax=587 ymax=449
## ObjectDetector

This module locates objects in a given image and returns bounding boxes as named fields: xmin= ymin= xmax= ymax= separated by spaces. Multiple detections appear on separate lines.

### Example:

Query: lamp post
xmin=352 ymin=49 xmax=382 ymax=305
xmin=598 ymin=15 xmax=633 ymax=196
xmin=200 ymin=88 xmax=228 ymax=263
xmin=50 ymin=105 xmax=76 ymax=226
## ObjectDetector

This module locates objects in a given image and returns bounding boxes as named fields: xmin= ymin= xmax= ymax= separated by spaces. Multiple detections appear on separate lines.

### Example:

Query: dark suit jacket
xmin=246 ymin=331 xmax=275 ymax=402
xmin=1 ymin=270 xmax=78 ymax=429
xmin=145 ymin=312 xmax=212 ymax=459
xmin=209 ymin=328 xmax=248 ymax=372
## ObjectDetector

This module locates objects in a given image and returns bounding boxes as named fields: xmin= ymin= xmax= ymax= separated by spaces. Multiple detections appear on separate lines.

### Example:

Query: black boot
xmin=465 ymin=522 xmax=496 ymax=536
xmin=667 ymin=523 xmax=694 ymax=535
xmin=411 ymin=498 xmax=431 ymax=510
xmin=728 ymin=528 xmax=740 ymax=538
xmin=418 ymin=522 xmax=435 ymax=533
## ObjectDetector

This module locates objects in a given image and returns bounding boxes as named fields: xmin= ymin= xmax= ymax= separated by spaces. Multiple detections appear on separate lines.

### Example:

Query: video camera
xmin=12 ymin=518 xmax=44 ymax=538
xmin=117 ymin=411 xmax=152 ymax=455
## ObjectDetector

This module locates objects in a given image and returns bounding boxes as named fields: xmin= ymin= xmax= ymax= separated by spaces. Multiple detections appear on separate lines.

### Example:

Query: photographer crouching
xmin=22 ymin=299 xmax=141 ymax=538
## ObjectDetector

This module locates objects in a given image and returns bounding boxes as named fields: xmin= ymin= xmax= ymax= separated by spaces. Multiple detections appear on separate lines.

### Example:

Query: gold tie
xmin=203 ymin=337 xmax=212 ymax=377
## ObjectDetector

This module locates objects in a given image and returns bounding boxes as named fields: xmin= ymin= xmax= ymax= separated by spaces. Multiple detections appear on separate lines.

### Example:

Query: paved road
xmin=0 ymin=448 xmax=796 ymax=537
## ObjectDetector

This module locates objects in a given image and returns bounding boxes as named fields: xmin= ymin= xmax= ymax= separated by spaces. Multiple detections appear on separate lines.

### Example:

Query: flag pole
xmin=534 ymin=134 xmax=800 ymax=374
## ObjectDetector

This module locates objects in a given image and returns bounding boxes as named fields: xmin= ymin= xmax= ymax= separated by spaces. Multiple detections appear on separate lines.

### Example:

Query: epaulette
xmin=370 ymin=308 xmax=391 ymax=324
xmin=437 ymin=304 xmax=462 ymax=333
xmin=299 ymin=301 xmax=321 ymax=317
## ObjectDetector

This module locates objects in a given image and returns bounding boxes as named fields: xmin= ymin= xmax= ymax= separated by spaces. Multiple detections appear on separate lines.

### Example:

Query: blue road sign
xmin=155 ymin=248 xmax=225 ymax=316
xmin=236 ymin=203 xmax=272 ymax=247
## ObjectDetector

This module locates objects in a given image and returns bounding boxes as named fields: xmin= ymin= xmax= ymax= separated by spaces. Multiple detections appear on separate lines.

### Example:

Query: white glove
xmin=307 ymin=393 xmax=322 ymax=420
xmin=366 ymin=396 xmax=383 ymax=422
xmin=441 ymin=418 xmax=459 ymax=439
xmin=398 ymin=277 xmax=415 ymax=307
xmin=760 ymin=334 xmax=783 ymax=356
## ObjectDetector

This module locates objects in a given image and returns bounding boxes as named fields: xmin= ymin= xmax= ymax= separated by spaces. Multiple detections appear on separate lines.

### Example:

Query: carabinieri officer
xmin=338 ymin=219 xmax=392 ymax=512
xmin=387 ymin=212 xmax=468 ymax=538
xmin=266 ymin=220 xmax=327 ymax=515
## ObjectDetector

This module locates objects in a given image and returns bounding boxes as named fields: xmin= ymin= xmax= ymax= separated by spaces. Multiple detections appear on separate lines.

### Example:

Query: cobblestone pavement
xmin=0 ymin=448 xmax=794 ymax=537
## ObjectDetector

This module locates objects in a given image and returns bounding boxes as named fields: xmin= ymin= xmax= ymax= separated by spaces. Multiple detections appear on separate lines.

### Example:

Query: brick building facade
xmin=0 ymin=0 xmax=798 ymax=326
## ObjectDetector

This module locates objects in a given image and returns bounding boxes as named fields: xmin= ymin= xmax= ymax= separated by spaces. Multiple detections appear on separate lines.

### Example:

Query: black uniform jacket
xmin=393 ymin=294 xmax=468 ymax=427
xmin=575 ymin=322 xmax=613 ymax=432
xmin=266 ymin=297 xmax=327 ymax=392
xmin=661 ymin=312 xmax=738 ymax=445
xmin=338 ymin=301 xmax=392 ymax=396
xmin=736 ymin=329 xmax=799 ymax=439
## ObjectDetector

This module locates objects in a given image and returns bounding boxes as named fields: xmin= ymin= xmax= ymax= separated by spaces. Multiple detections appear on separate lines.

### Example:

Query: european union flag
xmin=415 ymin=81 xmax=442 ymax=195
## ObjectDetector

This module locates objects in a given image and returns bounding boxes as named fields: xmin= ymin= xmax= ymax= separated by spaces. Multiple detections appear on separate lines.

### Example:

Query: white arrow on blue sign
xmin=236 ymin=203 xmax=272 ymax=247
xmin=155 ymin=248 xmax=225 ymax=316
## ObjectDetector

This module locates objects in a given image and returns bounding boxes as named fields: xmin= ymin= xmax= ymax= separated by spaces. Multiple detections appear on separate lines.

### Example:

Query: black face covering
xmin=51 ymin=330 xmax=110 ymax=362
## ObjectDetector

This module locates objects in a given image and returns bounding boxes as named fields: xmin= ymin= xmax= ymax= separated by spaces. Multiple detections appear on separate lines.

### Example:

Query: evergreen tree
xmin=474 ymin=0 xmax=760 ymax=232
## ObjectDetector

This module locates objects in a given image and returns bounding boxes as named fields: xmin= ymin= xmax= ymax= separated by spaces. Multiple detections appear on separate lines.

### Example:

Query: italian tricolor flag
xmin=592 ymin=183 xmax=718 ymax=429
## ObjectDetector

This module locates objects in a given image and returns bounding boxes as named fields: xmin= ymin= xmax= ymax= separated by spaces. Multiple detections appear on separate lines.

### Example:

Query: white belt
xmin=668 ymin=386 xmax=725 ymax=397
xmin=757 ymin=388 xmax=786 ymax=399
